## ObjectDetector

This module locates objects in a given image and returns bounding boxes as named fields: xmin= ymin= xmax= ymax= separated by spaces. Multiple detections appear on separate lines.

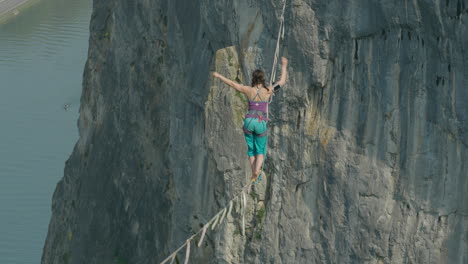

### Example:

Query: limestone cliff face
xmin=42 ymin=0 xmax=468 ymax=263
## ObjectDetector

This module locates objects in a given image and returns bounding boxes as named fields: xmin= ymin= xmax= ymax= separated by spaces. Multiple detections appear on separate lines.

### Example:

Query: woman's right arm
xmin=269 ymin=57 xmax=288 ymax=93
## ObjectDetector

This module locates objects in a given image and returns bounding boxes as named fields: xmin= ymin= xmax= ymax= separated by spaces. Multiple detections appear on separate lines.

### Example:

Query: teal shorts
xmin=243 ymin=117 xmax=268 ymax=157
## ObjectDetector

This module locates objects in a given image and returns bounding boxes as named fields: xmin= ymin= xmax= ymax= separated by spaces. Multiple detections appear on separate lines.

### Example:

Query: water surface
xmin=0 ymin=0 xmax=91 ymax=262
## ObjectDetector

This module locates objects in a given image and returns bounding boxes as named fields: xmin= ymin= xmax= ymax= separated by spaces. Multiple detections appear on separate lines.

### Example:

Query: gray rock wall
xmin=42 ymin=0 xmax=467 ymax=263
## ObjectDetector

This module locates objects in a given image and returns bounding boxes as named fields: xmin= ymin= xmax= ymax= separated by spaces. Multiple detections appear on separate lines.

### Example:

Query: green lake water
xmin=0 ymin=0 xmax=91 ymax=262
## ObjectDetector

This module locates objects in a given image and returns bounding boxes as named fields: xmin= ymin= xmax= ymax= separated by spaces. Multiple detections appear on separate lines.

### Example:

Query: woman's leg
xmin=249 ymin=156 xmax=256 ymax=179
xmin=244 ymin=117 xmax=259 ymax=180
xmin=252 ymin=120 xmax=268 ymax=180
xmin=254 ymin=154 xmax=264 ymax=176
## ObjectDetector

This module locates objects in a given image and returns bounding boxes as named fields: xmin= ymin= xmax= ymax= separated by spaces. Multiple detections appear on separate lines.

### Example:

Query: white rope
xmin=269 ymin=0 xmax=287 ymax=86
xmin=241 ymin=191 xmax=246 ymax=236
xmin=159 ymin=180 xmax=257 ymax=264
xmin=211 ymin=211 xmax=221 ymax=230
xmin=197 ymin=224 xmax=208 ymax=247
xmin=267 ymin=0 xmax=288 ymax=119
xmin=184 ymin=240 xmax=191 ymax=264
xmin=219 ymin=207 xmax=228 ymax=223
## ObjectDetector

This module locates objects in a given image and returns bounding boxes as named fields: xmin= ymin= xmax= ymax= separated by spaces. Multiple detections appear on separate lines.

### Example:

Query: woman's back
xmin=247 ymin=86 xmax=271 ymax=102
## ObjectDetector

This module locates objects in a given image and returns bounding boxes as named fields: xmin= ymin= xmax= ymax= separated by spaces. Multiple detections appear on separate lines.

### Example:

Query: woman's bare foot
xmin=251 ymin=170 xmax=261 ymax=182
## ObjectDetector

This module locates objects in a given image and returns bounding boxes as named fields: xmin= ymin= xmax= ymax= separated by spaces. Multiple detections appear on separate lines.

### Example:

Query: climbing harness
xmin=159 ymin=1 xmax=287 ymax=263
xmin=243 ymin=87 xmax=269 ymax=137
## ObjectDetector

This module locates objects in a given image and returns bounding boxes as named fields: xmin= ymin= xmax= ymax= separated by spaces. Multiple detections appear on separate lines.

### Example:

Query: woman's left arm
xmin=212 ymin=72 xmax=249 ymax=94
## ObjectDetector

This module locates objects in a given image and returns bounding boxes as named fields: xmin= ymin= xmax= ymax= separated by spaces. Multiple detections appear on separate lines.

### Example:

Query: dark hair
xmin=251 ymin=69 xmax=267 ymax=89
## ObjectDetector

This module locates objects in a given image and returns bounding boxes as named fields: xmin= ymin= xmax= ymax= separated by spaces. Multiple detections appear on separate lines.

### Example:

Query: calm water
xmin=0 ymin=0 xmax=91 ymax=263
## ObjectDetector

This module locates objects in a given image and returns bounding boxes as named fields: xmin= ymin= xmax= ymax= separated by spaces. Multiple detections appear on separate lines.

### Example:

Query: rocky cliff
xmin=42 ymin=0 xmax=468 ymax=263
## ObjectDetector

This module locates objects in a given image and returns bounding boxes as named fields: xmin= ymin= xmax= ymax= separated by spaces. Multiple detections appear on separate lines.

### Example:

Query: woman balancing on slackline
xmin=212 ymin=57 xmax=288 ymax=183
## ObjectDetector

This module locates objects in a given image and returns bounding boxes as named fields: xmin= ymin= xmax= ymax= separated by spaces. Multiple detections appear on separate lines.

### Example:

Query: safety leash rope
xmin=267 ymin=0 xmax=287 ymax=120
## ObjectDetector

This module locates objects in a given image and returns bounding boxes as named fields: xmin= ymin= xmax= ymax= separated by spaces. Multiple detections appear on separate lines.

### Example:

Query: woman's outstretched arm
xmin=212 ymin=72 xmax=250 ymax=94
xmin=277 ymin=57 xmax=288 ymax=86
